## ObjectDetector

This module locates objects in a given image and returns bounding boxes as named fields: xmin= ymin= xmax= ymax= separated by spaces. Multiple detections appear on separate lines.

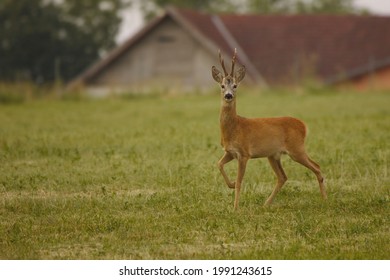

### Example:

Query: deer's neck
xmin=220 ymin=101 xmax=238 ymax=142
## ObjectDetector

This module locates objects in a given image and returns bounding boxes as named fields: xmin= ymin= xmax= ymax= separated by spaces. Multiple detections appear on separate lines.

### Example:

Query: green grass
xmin=0 ymin=90 xmax=389 ymax=259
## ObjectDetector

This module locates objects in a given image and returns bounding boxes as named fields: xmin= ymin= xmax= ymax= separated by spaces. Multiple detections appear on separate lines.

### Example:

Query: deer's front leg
xmin=218 ymin=152 xmax=235 ymax=189
xmin=234 ymin=156 xmax=248 ymax=210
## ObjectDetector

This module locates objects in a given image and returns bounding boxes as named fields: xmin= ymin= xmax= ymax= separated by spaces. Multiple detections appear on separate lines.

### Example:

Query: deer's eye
xmin=221 ymin=85 xmax=225 ymax=89
xmin=233 ymin=84 xmax=237 ymax=89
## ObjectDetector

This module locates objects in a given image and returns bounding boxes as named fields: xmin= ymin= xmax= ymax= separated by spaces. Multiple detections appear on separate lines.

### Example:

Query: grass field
xmin=0 ymin=89 xmax=389 ymax=259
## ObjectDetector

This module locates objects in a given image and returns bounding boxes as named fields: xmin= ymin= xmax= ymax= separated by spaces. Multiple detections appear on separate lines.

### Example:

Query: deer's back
xmin=228 ymin=116 xmax=307 ymax=158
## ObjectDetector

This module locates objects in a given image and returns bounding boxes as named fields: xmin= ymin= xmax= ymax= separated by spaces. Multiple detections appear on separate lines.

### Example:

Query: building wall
xmin=88 ymin=17 xmax=216 ymax=93
xmin=337 ymin=66 xmax=390 ymax=91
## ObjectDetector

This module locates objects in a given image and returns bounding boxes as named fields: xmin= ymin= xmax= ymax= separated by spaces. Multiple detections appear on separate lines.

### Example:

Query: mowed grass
xmin=0 ymin=90 xmax=389 ymax=259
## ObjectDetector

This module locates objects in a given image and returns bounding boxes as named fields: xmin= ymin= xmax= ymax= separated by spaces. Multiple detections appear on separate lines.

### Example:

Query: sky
xmin=116 ymin=0 xmax=390 ymax=43
xmin=355 ymin=0 xmax=390 ymax=14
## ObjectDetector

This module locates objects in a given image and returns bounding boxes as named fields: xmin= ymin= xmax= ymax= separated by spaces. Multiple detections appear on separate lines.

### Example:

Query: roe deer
xmin=212 ymin=49 xmax=327 ymax=210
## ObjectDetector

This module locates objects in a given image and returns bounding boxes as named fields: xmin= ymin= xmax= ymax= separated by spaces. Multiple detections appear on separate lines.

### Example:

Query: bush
xmin=0 ymin=84 xmax=29 ymax=104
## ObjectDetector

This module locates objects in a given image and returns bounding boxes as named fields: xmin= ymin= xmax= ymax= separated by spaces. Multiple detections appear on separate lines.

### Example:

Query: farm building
xmin=69 ymin=7 xmax=390 ymax=93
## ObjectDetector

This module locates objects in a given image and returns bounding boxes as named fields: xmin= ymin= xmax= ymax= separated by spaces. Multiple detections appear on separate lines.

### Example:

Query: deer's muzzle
xmin=224 ymin=93 xmax=234 ymax=101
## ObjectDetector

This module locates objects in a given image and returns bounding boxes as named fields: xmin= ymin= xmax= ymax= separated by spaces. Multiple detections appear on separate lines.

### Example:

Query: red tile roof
xmin=179 ymin=8 xmax=390 ymax=85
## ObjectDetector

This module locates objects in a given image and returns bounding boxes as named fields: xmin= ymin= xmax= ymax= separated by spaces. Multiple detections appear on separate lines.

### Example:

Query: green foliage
xmin=245 ymin=0 xmax=365 ymax=14
xmin=294 ymin=0 xmax=362 ymax=14
xmin=137 ymin=0 xmax=240 ymax=19
xmin=138 ymin=0 xmax=366 ymax=18
xmin=0 ymin=90 xmax=389 ymax=259
xmin=0 ymin=0 xmax=128 ymax=83
xmin=0 ymin=83 xmax=40 ymax=104
xmin=247 ymin=0 xmax=293 ymax=13
xmin=0 ymin=87 xmax=25 ymax=104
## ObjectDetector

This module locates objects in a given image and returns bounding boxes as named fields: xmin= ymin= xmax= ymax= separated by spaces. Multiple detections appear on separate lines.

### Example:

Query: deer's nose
xmin=224 ymin=93 xmax=233 ymax=100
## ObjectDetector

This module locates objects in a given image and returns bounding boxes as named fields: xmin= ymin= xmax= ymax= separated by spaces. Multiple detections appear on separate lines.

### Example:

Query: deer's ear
xmin=212 ymin=66 xmax=223 ymax=83
xmin=235 ymin=65 xmax=246 ymax=84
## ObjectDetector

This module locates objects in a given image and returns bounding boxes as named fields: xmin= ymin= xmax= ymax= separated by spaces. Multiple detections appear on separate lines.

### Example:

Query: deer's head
xmin=212 ymin=48 xmax=246 ymax=103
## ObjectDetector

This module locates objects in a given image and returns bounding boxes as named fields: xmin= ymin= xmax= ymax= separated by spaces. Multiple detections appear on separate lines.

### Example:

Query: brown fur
xmin=213 ymin=50 xmax=327 ymax=210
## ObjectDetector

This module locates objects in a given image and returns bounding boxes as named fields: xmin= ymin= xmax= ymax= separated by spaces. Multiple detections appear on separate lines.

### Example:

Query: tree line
xmin=0 ymin=0 xmax=365 ymax=84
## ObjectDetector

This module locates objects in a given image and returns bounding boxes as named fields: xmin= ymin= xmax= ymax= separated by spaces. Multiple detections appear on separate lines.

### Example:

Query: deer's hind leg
xmin=289 ymin=151 xmax=327 ymax=200
xmin=264 ymin=155 xmax=288 ymax=206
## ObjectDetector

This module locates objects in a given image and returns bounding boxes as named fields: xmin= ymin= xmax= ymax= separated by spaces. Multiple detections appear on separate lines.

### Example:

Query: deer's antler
xmin=230 ymin=48 xmax=237 ymax=77
xmin=218 ymin=50 xmax=228 ymax=76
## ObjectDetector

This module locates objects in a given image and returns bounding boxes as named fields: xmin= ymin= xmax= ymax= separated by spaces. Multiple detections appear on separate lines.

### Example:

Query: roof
xmin=70 ymin=7 xmax=390 ymax=87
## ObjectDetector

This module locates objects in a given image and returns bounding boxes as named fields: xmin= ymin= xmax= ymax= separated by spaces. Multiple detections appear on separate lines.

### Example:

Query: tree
xmin=293 ymin=0 xmax=362 ymax=14
xmin=135 ymin=0 xmax=242 ymax=20
xmin=244 ymin=0 xmax=366 ymax=14
xmin=246 ymin=0 xmax=293 ymax=13
xmin=138 ymin=0 xmax=365 ymax=18
xmin=0 ymin=0 xmax=129 ymax=83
